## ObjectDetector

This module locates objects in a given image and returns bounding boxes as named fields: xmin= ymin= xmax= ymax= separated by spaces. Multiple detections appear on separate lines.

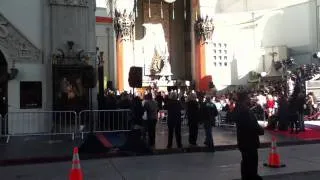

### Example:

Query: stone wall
xmin=50 ymin=0 xmax=96 ymax=56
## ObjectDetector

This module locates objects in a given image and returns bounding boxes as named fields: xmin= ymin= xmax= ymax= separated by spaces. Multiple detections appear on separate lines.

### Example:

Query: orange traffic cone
xmin=264 ymin=136 xmax=286 ymax=168
xmin=69 ymin=147 xmax=83 ymax=180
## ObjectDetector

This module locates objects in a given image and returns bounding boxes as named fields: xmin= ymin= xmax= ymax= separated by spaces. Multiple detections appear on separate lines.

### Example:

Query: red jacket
xmin=267 ymin=100 xmax=275 ymax=109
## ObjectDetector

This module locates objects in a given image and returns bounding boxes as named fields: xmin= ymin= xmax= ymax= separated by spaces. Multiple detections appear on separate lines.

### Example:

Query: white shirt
xmin=257 ymin=95 xmax=266 ymax=107
xmin=215 ymin=102 xmax=223 ymax=111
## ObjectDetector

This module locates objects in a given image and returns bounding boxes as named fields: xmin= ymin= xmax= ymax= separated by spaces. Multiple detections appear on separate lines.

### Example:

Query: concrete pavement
xmin=0 ymin=120 xmax=308 ymax=166
xmin=1 ymin=143 xmax=320 ymax=179
xmin=264 ymin=171 xmax=320 ymax=180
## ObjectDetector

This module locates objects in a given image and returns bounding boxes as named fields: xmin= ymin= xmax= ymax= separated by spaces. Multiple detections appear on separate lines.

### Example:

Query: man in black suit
xmin=234 ymin=92 xmax=264 ymax=180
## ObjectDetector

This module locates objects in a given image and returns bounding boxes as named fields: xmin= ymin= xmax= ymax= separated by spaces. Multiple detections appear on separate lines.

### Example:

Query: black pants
xmin=147 ymin=119 xmax=157 ymax=146
xmin=167 ymin=121 xmax=182 ymax=148
xmin=298 ymin=112 xmax=305 ymax=131
xmin=188 ymin=122 xmax=198 ymax=145
xmin=240 ymin=149 xmax=262 ymax=180
xmin=289 ymin=113 xmax=299 ymax=133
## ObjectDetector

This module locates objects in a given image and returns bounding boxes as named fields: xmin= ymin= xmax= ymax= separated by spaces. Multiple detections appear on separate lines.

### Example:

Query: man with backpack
xmin=200 ymin=96 xmax=218 ymax=149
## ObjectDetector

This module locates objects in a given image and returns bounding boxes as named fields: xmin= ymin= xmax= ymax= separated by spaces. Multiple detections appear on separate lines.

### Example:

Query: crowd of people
xmin=100 ymin=88 xmax=265 ymax=179
xmin=249 ymin=87 xmax=318 ymax=134
xmin=100 ymin=81 xmax=319 ymax=148
xmin=101 ymin=89 xmax=221 ymax=149
xmin=98 ymin=81 xmax=319 ymax=180
xmin=100 ymin=82 xmax=318 ymax=144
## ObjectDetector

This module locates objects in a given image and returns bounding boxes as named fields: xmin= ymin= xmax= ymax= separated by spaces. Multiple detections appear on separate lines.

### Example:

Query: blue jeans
xmin=204 ymin=124 xmax=214 ymax=148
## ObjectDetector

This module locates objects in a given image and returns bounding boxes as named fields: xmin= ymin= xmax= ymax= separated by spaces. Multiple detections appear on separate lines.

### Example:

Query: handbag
xmin=142 ymin=112 xmax=147 ymax=120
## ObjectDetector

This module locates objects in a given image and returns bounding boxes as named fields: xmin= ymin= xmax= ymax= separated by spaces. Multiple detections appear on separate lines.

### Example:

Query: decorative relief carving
xmin=0 ymin=13 xmax=41 ymax=62
xmin=52 ymin=41 xmax=96 ymax=66
xmin=114 ymin=10 xmax=135 ymax=41
xmin=50 ymin=0 xmax=88 ymax=7
xmin=194 ymin=15 xmax=215 ymax=43
xmin=0 ymin=21 xmax=9 ymax=38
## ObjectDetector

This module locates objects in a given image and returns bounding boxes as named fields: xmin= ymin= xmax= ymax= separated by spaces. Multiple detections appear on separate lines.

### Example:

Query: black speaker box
xmin=119 ymin=129 xmax=152 ymax=154
xmin=107 ymin=81 xmax=113 ymax=90
xmin=128 ymin=67 xmax=142 ymax=88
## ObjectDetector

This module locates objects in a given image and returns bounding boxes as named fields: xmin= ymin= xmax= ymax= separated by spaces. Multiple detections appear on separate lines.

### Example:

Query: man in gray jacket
xmin=144 ymin=93 xmax=158 ymax=147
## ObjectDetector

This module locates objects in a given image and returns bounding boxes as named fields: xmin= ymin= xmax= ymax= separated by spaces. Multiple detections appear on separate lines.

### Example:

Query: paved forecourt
xmin=1 ymin=144 xmax=320 ymax=179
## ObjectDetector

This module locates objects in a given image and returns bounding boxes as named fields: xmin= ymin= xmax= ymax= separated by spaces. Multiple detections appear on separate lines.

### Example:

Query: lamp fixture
xmin=163 ymin=0 xmax=176 ymax=3
xmin=114 ymin=9 xmax=135 ymax=41
xmin=313 ymin=51 xmax=320 ymax=59
xmin=260 ymin=72 xmax=267 ymax=77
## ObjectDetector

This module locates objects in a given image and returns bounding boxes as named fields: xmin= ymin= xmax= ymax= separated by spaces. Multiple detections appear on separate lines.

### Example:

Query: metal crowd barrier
xmin=78 ymin=109 xmax=132 ymax=139
xmin=217 ymin=111 xmax=236 ymax=128
xmin=1 ymin=111 xmax=77 ymax=143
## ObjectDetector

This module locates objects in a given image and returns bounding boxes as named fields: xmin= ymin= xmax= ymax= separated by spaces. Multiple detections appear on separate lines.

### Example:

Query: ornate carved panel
xmin=114 ymin=10 xmax=135 ymax=41
xmin=50 ymin=0 xmax=88 ymax=7
xmin=194 ymin=15 xmax=214 ymax=43
xmin=0 ymin=13 xmax=41 ymax=62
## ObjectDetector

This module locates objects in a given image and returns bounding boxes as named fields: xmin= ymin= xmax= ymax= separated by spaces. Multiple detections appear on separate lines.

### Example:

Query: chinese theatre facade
xmin=107 ymin=0 xmax=215 ymax=92
xmin=100 ymin=0 xmax=317 ymax=94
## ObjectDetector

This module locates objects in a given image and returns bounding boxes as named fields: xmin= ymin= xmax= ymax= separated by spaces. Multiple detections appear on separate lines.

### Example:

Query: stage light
xmin=283 ymin=57 xmax=295 ymax=67
xmin=260 ymin=72 xmax=267 ymax=77
xmin=164 ymin=0 xmax=176 ymax=3
xmin=313 ymin=52 xmax=320 ymax=58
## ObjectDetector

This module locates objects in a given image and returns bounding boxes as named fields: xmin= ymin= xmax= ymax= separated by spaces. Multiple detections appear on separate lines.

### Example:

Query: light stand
xmin=98 ymin=51 xmax=105 ymax=110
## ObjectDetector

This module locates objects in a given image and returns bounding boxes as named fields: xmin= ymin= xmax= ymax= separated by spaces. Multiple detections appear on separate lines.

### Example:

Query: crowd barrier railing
xmin=78 ymin=109 xmax=132 ymax=139
xmin=1 ymin=111 xmax=77 ymax=143
xmin=217 ymin=111 xmax=236 ymax=128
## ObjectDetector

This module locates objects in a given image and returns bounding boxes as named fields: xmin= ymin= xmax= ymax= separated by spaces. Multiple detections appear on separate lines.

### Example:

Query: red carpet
xmin=267 ymin=125 xmax=320 ymax=141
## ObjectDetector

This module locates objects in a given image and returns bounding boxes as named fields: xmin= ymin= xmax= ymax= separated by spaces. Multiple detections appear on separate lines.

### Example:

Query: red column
xmin=193 ymin=0 xmax=212 ymax=92
xmin=195 ymin=39 xmax=212 ymax=92
xmin=116 ymin=39 xmax=124 ymax=91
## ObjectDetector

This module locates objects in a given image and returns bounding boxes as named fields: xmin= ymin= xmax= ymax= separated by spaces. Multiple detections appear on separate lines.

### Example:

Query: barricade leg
xmin=6 ymin=135 xmax=10 ymax=143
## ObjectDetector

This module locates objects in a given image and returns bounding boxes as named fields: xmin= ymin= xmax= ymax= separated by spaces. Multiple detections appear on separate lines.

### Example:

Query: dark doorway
xmin=0 ymin=50 xmax=8 ymax=134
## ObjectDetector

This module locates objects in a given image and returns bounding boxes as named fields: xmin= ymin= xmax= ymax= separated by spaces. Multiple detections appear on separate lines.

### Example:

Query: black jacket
xmin=200 ymin=101 xmax=218 ymax=127
xmin=186 ymin=100 xmax=200 ymax=124
xmin=131 ymin=99 xmax=144 ymax=126
xmin=167 ymin=99 xmax=182 ymax=126
xmin=234 ymin=104 xmax=264 ymax=150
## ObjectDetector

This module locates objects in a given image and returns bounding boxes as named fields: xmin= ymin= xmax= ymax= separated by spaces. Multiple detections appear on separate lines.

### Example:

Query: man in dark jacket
xmin=167 ymin=92 xmax=183 ymax=148
xmin=131 ymin=96 xmax=144 ymax=126
xmin=288 ymin=86 xmax=303 ymax=134
xmin=277 ymin=95 xmax=289 ymax=131
xmin=234 ymin=92 xmax=264 ymax=180
xmin=187 ymin=93 xmax=200 ymax=146
xmin=297 ymin=92 xmax=305 ymax=132
xmin=201 ymin=96 xmax=218 ymax=149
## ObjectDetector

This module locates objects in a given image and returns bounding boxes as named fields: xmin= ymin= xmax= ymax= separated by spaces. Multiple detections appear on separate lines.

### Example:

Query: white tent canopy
xmin=201 ymin=0 xmax=309 ymax=14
